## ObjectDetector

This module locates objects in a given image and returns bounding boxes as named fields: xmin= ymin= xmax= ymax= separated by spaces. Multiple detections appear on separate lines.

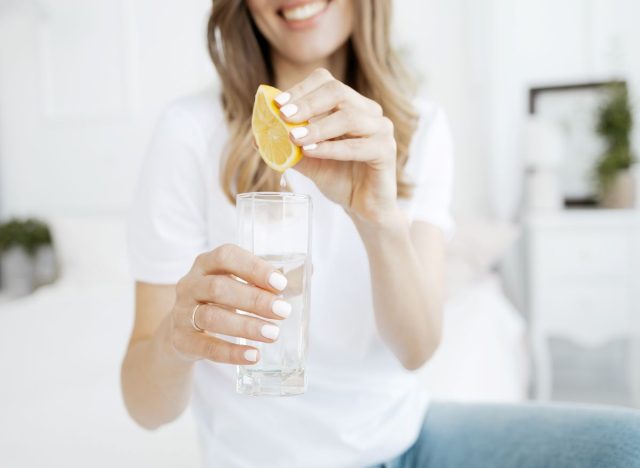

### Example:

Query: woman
xmin=121 ymin=1 xmax=640 ymax=467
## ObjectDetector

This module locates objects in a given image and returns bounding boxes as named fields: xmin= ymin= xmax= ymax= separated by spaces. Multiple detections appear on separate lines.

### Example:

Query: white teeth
xmin=282 ymin=1 xmax=327 ymax=21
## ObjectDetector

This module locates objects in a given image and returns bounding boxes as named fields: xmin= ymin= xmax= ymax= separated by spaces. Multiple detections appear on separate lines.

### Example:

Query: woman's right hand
xmin=168 ymin=244 xmax=291 ymax=365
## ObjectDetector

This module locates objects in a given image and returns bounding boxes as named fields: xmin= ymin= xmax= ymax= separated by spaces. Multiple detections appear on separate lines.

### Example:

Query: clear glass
xmin=235 ymin=192 xmax=312 ymax=396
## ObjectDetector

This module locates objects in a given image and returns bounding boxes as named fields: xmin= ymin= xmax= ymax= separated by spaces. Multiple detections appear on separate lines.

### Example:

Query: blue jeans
xmin=377 ymin=402 xmax=640 ymax=468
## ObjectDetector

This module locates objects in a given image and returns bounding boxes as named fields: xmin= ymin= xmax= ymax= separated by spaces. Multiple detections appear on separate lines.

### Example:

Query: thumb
xmin=292 ymin=156 xmax=319 ymax=179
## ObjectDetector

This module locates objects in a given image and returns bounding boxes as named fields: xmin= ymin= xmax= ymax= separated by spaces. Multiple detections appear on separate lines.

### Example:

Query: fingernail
xmin=280 ymin=103 xmax=298 ymax=118
xmin=272 ymin=300 xmax=292 ymax=318
xmin=244 ymin=349 xmax=258 ymax=362
xmin=290 ymin=126 xmax=308 ymax=139
xmin=268 ymin=271 xmax=287 ymax=291
xmin=302 ymin=143 xmax=317 ymax=151
xmin=275 ymin=92 xmax=291 ymax=105
xmin=261 ymin=324 xmax=280 ymax=340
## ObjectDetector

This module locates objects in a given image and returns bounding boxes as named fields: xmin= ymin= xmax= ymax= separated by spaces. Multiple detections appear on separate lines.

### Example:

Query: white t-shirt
xmin=127 ymin=88 xmax=454 ymax=468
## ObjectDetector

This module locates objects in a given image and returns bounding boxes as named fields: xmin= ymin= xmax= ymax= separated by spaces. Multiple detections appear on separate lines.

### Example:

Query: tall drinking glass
xmin=235 ymin=192 xmax=312 ymax=396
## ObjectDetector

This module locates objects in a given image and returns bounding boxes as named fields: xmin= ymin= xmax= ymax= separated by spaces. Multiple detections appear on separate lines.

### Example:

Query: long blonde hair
xmin=207 ymin=0 xmax=418 ymax=203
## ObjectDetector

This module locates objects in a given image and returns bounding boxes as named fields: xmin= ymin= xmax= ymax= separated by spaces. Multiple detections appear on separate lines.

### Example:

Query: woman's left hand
xmin=275 ymin=68 xmax=399 ymax=225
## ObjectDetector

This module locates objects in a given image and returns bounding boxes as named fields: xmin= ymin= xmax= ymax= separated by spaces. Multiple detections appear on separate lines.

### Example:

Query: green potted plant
xmin=0 ymin=218 xmax=54 ymax=297
xmin=594 ymin=83 xmax=636 ymax=208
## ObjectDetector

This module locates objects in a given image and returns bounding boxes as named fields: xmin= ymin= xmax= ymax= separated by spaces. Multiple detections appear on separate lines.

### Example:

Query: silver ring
xmin=191 ymin=303 xmax=205 ymax=333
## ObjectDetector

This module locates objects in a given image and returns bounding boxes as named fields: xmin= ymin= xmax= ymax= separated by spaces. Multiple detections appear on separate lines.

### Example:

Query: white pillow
xmin=48 ymin=215 xmax=130 ymax=284
xmin=422 ymin=274 xmax=529 ymax=402
xmin=446 ymin=219 xmax=519 ymax=298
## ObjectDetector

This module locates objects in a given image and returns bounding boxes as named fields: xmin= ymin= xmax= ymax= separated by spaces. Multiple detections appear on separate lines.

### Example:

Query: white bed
xmin=0 ymin=216 xmax=528 ymax=467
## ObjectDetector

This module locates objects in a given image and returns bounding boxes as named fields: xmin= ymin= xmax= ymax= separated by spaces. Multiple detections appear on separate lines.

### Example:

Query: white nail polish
xmin=272 ymin=300 xmax=292 ymax=318
xmin=302 ymin=143 xmax=317 ymax=151
xmin=290 ymin=126 xmax=308 ymax=139
xmin=280 ymin=103 xmax=298 ymax=118
xmin=244 ymin=349 xmax=258 ymax=362
xmin=275 ymin=92 xmax=291 ymax=105
xmin=261 ymin=324 xmax=280 ymax=340
xmin=268 ymin=271 xmax=287 ymax=291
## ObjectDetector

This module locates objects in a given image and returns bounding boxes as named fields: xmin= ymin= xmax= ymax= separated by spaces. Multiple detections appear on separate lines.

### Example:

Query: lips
xmin=279 ymin=0 xmax=329 ymax=22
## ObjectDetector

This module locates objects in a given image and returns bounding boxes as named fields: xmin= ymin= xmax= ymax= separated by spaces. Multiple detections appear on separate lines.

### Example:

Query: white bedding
xmin=0 ymin=279 xmax=200 ymax=468
xmin=0 ymin=272 xmax=527 ymax=467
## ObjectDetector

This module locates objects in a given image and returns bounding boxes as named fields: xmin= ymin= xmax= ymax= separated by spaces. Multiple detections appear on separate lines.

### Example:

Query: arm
xmin=121 ymin=282 xmax=195 ymax=430
xmin=274 ymin=68 xmax=449 ymax=371
xmin=354 ymin=215 xmax=444 ymax=370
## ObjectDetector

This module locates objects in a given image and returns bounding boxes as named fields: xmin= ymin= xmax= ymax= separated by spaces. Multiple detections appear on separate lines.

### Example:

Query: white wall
xmin=394 ymin=0 xmax=492 ymax=217
xmin=0 ymin=0 xmax=213 ymax=217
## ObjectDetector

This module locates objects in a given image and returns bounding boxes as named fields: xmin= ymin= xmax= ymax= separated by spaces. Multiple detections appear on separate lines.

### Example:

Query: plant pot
xmin=0 ymin=246 xmax=35 ymax=297
xmin=600 ymin=169 xmax=636 ymax=209
xmin=34 ymin=245 xmax=58 ymax=287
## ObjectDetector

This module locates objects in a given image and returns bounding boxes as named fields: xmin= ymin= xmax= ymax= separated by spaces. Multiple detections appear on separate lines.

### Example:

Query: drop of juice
xmin=279 ymin=172 xmax=287 ymax=190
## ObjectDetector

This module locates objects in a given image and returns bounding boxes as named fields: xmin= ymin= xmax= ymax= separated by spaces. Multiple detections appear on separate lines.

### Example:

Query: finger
xmin=289 ymin=110 xmax=382 ymax=146
xmin=280 ymin=79 xmax=375 ymax=124
xmin=280 ymin=80 xmax=364 ymax=123
xmin=174 ymin=331 xmax=260 ymax=365
xmin=192 ymin=275 xmax=292 ymax=320
xmin=273 ymin=67 xmax=334 ymax=107
xmin=192 ymin=303 xmax=282 ymax=343
xmin=301 ymin=137 xmax=387 ymax=162
xmin=193 ymin=244 xmax=287 ymax=292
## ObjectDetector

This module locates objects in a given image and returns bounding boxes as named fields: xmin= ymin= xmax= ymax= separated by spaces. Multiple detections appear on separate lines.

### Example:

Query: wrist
xmin=351 ymin=206 xmax=411 ymax=245
xmin=154 ymin=313 xmax=197 ymax=371
xmin=349 ymin=203 xmax=406 ymax=229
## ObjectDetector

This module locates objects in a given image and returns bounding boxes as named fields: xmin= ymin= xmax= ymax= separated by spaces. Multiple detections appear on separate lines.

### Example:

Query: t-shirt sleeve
xmin=402 ymin=101 xmax=455 ymax=237
xmin=127 ymin=105 xmax=209 ymax=284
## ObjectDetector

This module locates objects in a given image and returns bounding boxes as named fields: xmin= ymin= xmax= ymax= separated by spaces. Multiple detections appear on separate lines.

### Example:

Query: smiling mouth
xmin=278 ymin=0 xmax=330 ymax=23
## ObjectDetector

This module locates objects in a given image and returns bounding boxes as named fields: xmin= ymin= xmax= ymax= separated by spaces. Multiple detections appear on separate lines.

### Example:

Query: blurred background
xmin=0 ymin=0 xmax=638 ymax=466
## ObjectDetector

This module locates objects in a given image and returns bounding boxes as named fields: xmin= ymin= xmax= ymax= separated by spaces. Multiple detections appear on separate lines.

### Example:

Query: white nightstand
xmin=525 ymin=209 xmax=640 ymax=405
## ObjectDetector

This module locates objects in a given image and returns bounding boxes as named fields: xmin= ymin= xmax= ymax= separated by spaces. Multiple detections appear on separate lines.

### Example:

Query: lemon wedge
xmin=252 ymin=84 xmax=306 ymax=172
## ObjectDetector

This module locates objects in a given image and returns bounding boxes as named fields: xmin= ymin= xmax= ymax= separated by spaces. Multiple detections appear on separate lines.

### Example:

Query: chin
xmin=250 ymin=0 xmax=353 ymax=65
xmin=275 ymin=35 xmax=348 ymax=66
